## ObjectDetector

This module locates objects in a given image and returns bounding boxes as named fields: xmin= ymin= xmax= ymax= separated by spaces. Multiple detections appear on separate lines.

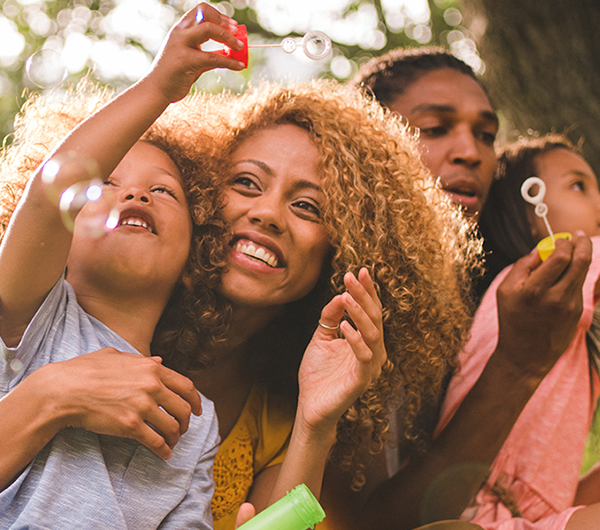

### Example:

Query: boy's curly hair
xmin=161 ymin=80 xmax=482 ymax=487
xmin=0 ymin=81 xmax=228 ymax=372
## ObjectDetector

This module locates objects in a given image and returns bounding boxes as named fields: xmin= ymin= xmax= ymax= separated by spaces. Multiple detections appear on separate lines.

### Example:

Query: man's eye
xmin=420 ymin=126 xmax=447 ymax=138
xmin=479 ymin=131 xmax=497 ymax=145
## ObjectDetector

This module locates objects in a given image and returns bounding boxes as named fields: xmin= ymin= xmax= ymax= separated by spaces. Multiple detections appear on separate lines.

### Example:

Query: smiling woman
xmin=145 ymin=79 xmax=482 ymax=529
xmin=0 ymin=73 xmax=480 ymax=530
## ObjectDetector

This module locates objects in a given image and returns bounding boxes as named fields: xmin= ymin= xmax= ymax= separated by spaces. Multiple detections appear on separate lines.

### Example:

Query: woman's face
xmin=531 ymin=148 xmax=600 ymax=240
xmin=219 ymin=124 xmax=330 ymax=310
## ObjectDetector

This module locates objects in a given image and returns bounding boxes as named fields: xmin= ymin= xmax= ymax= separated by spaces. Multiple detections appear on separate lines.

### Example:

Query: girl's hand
xmin=147 ymin=3 xmax=245 ymax=103
xmin=297 ymin=268 xmax=388 ymax=433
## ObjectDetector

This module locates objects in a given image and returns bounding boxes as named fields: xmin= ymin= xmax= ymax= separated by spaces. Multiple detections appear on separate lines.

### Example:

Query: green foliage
xmin=0 ymin=0 xmax=468 ymax=143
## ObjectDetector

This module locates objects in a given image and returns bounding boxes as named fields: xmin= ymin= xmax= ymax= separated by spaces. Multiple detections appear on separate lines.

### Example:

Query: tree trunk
xmin=461 ymin=0 xmax=600 ymax=174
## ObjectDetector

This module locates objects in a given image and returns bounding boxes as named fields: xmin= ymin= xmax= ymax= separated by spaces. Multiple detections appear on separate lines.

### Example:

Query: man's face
xmin=388 ymin=68 xmax=498 ymax=218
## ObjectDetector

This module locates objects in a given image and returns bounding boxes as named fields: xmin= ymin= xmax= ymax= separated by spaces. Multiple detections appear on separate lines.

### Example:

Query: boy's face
xmin=388 ymin=68 xmax=499 ymax=218
xmin=66 ymin=142 xmax=192 ymax=294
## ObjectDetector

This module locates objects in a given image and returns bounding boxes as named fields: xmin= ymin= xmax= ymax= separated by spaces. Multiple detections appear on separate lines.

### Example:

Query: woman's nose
xmin=247 ymin=196 xmax=285 ymax=232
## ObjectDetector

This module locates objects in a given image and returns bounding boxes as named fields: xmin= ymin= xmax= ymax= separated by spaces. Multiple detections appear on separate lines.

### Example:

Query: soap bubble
xmin=247 ymin=30 xmax=332 ymax=61
xmin=41 ymin=152 xmax=119 ymax=237
xmin=25 ymin=49 xmax=68 ymax=89
xmin=302 ymin=31 xmax=331 ymax=60
xmin=60 ymin=179 xmax=119 ymax=237
xmin=281 ymin=38 xmax=297 ymax=54
xmin=41 ymin=152 xmax=99 ymax=205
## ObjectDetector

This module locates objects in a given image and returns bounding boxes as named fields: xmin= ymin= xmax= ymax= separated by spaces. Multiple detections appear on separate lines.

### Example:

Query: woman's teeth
xmin=233 ymin=241 xmax=279 ymax=267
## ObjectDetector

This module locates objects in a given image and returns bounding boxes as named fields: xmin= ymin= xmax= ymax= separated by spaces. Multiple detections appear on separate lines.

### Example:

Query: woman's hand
xmin=35 ymin=347 xmax=202 ymax=459
xmin=297 ymin=267 xmax=388 ymax=434
xmin=146 ymin=2 xmax=245 ymax=103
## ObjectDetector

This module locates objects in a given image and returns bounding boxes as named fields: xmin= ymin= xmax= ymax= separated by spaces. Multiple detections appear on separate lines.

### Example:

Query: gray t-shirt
xmin=0 ymin=277 xmax=219 ymax=529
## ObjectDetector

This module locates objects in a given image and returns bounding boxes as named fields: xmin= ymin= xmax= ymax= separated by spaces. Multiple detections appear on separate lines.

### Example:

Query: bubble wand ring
xmin=521 ymin=177 xmax=555 ymax=243
xmin=521 ymin=176 xmax=571 ymax=260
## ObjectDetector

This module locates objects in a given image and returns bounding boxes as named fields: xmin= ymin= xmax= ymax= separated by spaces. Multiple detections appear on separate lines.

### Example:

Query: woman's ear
xmin=180 ymin=270 xmax=193 ymax=291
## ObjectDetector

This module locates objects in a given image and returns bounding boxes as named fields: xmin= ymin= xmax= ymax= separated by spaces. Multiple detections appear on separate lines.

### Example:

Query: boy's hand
xmin=36 ymin=347 xmax=202 ymax=459
xmin=148 ymin=3 xmax=245 ymax=103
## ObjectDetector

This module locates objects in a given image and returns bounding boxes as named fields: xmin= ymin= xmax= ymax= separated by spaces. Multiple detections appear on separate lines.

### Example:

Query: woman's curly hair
xmin=1 ymin=79 xmax=481 ymax=489
xmin=160 ymin=80 xmax=482 ymax=487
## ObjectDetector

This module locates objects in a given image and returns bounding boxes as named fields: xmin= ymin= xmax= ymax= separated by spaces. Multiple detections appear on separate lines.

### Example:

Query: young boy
xmin=0 ymin=4 xmax=245 ymax=529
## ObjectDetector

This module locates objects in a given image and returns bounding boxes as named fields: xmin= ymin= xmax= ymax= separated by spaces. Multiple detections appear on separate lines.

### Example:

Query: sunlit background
xmin=0 ymin=0 xmax=482 ymax=139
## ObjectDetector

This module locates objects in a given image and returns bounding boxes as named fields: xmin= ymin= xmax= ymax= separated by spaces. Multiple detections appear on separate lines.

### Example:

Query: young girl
xmin=436 ymin=133 xmax=600 ymax=529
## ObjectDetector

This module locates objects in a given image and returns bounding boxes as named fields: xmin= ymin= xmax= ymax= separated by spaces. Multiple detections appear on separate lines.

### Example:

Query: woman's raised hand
xmin=146 ymin=2 xmax=245 ymax=103
xmin=297 ymin=267 xmax=388 ymax=432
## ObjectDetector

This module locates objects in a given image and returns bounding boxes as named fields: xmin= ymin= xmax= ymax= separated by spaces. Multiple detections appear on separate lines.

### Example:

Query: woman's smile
xmin=219 ymin=124 xmax=330 ymax=309
xmin=231 ymin=237 xmax=282 ymax=269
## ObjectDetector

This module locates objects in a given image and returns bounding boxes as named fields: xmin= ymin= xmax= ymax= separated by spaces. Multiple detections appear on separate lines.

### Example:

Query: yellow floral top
xmin=211 ymin=383 xmax=295 ymax=530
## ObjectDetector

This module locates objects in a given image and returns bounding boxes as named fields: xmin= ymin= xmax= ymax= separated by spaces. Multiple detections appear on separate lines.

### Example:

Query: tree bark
xmin=461 ymin=0 xmax=600 ymax=174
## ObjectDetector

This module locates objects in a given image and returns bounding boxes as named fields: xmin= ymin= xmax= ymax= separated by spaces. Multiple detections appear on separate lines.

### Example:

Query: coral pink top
xmin=434 ymin=237 xmax=600 ymax=529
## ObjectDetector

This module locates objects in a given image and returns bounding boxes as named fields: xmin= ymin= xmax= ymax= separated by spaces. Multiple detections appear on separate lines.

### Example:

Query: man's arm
xmin=358 ymin=235 xmax=591 ymax=530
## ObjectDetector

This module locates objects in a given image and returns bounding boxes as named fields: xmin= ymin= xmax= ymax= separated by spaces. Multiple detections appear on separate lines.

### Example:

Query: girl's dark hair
xmin=477 ymin=133 xmax=580 ymax=296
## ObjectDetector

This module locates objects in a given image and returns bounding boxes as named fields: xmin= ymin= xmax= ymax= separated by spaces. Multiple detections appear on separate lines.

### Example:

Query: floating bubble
xmin=302 ymin=31 xmax=332 ymax=61
xmin=25 ymin=49 xmax=68 ymax=90
xmin=41 ymin=152 xmax=99 ymax=205
xmin=60 ymin=179 xmax=119 ymax=238
xmin=41 ymin=152 xmax=118 ymax=238
xmin=10 ymin=358 xmax=24 ymax=375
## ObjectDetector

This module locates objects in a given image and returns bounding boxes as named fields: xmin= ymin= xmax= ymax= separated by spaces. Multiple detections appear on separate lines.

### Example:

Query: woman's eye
xmin=293 ymin=200 xmax=321 ymax=218
xmin=572 ymin=181 xmax=585 ymax=191
xmin=231 ymin=175 xmax=261 ymax=194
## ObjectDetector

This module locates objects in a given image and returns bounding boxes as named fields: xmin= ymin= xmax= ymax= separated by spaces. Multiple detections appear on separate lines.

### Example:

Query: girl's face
xmin=219 ymin=124 xmax=330 ymax=311
xmin=531 ymin=148 xmax=600 ymax=240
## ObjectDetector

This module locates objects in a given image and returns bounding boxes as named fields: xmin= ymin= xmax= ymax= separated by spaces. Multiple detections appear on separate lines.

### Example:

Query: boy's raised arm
xmin=0 ymin=4 xmax=244 ymax=346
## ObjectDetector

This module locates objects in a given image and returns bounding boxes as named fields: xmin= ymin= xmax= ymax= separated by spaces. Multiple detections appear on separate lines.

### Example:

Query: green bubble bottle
xmin=237 ymin=484 xmax=326 ymax=530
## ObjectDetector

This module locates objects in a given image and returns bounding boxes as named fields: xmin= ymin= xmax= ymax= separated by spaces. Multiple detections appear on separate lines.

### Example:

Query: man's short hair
xmin=351 ymin=46 xmax=479 ymax=107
